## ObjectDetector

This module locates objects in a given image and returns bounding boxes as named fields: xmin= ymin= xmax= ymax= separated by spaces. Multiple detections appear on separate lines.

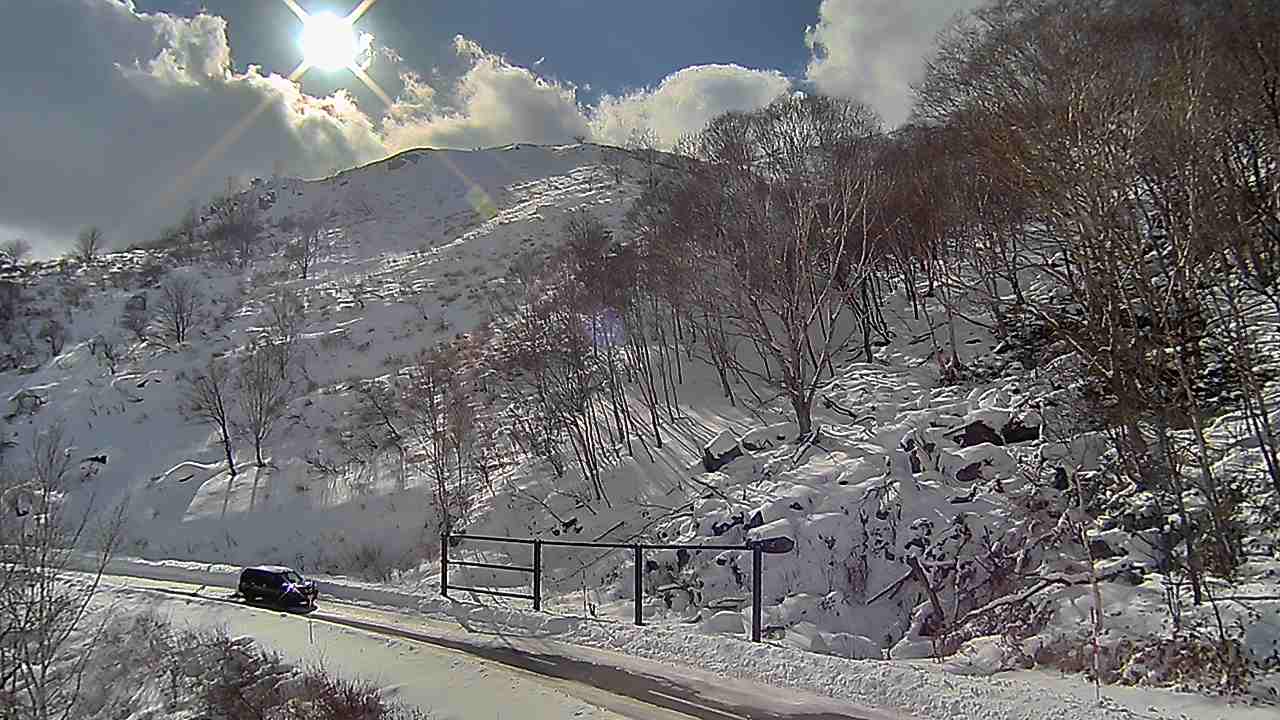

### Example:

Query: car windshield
xmin=284 ymin=571 xmax=304 ymax=584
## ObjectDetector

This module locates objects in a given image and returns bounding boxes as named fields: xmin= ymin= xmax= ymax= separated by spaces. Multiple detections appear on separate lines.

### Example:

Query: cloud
xmin=591 ymin=65 xmax=792 ymax=148
xmin=3 ymin=1 xmax=983 ymax=257
xmin=381 ymin=36 xmax=591 ymax=152
xmin=804 ymin=0 xmax=984 ymax=126
xmin=0 ymin=0 xmax=383 ymax=255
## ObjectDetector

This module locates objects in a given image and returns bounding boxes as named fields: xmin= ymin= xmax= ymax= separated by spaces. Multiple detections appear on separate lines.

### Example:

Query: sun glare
xmin=301 ymin=12 xmax=358 ymax=72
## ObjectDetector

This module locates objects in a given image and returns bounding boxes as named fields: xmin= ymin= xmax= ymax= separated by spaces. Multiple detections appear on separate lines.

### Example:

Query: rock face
xmin=702 ymin=430 xmax=742 ymax=472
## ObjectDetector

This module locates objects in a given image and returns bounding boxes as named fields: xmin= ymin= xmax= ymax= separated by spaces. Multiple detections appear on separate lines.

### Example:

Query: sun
xmin=300 ymin=12 xmax=358 ymax=72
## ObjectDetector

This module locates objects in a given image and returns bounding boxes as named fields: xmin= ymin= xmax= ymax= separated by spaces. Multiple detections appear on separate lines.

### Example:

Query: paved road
xmin=309 ymin=612 xmax=875 ymax=720
xmin=105 ymin=574 xmax=884 ymax=720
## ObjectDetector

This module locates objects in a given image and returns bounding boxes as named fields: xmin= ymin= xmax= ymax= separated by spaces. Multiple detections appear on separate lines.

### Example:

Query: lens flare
xmin=301 ymin=12 xmax=358 ymax=72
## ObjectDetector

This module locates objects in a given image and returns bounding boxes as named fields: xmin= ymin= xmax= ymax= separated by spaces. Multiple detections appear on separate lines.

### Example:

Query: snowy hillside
xmin=2 ymin=136 xmax=1278 ymax=710
xmin=0 ymin=143 xmax=639 ymax=566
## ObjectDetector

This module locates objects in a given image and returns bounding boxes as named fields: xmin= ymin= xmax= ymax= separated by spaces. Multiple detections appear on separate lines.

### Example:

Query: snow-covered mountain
xmin=2 ymin=142 xmax=1277 ymax=703
xmin=0 ymin=143 xmax=637 ymax=562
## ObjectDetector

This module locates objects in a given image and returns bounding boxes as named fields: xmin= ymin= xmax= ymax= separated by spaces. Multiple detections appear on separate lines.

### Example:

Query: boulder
xmin=889 ymin=636 xmax=937 ymax=659
xmin=711 ymin=513 xmax=743 ymax=536
xmin=1001 ymin=418 xmax=1041 ymax=444
xmin=943 ymin=636 xmax=1032 ymax=676
xmin=702 ymin=430 xmax=742 ymax=472
xmin=540 ymin=616 xmax=574 ymax=634
xmin=741 ymin=422 xmax=801 ymax=451
xmin=950 ymin=420 xmax=1004 ymax=448
xmin=783 ymin=622 xmax=828 ymax=654
xmin=822 ymin=633 xmax=883 ymax=660
xmin=701 ymin=610 xmax=745 ymax=635
xmin=955 ymin=462 xmax=982 ymax=483
xmin=706 ymin=596 xmax=747 ymax=611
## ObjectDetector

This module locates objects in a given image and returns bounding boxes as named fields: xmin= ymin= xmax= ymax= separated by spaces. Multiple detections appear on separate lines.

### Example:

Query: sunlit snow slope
xmin=0 ymin=143 xmax=638 ymax=566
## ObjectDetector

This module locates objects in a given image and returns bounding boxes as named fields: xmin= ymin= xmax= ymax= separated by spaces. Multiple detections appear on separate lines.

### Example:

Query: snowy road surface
xmin=98 ymin=573 xmax=888 ymax=720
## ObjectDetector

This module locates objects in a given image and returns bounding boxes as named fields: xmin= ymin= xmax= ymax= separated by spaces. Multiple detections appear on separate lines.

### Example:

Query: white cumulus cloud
xmin=805 ymin=0 xmax=983 ymax=126
xmin=591 ymin=64 xmax=792 ymax=149
xmin=381 ymin=36 xmax=591 ymax=152
xmin=0 ymin=0 xmax=384 ymax=255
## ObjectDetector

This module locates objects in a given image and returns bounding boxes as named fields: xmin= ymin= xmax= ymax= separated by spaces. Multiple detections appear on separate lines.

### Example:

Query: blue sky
xmin=136 ymin=1 xmax=822 ymax=103
xmin=0 ymin=0 xmax=980 ymax=253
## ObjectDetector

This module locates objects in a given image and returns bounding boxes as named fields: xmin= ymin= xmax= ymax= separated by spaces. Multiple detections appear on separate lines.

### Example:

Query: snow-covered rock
xmin=701 ymin=610 xmax=745 ymax=635
xmin=703 ymin=430 xmax=742 ymax=472
xmin=822 ymin=632 xmax=883 ymax=660
xmin=944 ymin=636 xmax=1032 ymax=676
xmin=741 ymin=422 xmax=801 ymax=451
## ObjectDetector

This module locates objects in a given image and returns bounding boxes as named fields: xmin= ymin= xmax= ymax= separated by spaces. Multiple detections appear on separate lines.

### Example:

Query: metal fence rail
xmin=441 ymin=532 xmax=786 ymax=642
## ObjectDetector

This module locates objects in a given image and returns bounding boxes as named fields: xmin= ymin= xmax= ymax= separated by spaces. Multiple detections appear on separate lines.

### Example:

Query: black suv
xmin=238 ymin=565 xmax=318 ymax=607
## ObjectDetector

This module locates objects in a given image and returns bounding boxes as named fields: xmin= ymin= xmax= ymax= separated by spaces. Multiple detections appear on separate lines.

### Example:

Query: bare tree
xmin=205 ymin=194 xmax=261 ymax=269
xmin=120 ymin=304 xmax=150 ymax=342
xmin=626 ymin=125 xmax=662 ymax=187
xmin=184 ymin=359 xmax=238 ymax=517
xmin=401 ymin=347 xmax=459 ymax=531
xmin=1 ymin=239 xmax=31 ymax=265
xmin=285 ymin=213 xmax=325 ymax=280
xmin=72 ymin=227 xmax=101 ymax=264
xmin=265 ymin=289 xmax=306 ymax=376
xmin=236 ymin=346 xmax=291 ymax=469
xmin=632 ymin=94 xmax=888 ymax=434
xmin=0 ymin=281 xmax=21 ymax=345
xmin=912 ymin=0 xmax=1262 ymax=593
xmin=156 ymin=276 xmax=201 ymax=345
xmin=0 ymin=422 xmax=126 ymax=720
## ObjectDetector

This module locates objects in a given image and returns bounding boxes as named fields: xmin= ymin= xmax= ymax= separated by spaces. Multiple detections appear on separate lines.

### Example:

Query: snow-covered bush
xmin=74 ymin=612 xmax=426 ymax=720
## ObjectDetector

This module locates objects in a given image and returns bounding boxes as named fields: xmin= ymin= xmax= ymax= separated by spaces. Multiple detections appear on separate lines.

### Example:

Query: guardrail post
xmin=751 ymin=543 xmax=762 ymax=642
xmin=533 ymin=539 xmax=542 ymax=612
xmin=633 ymin=545 xmax=643 ymax=626
xmin=440 ymin=532 xmax=450 ymax=598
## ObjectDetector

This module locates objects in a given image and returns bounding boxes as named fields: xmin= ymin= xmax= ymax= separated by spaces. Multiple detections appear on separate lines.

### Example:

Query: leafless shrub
xmin=0 ymin=281 xmax=22 ymax=344
xmin=37 ymin=319 xmax=67 ymax=357
xmin=236 ymin=345 xmax=291 ymax=469
xmin=286 ymin=211 xmax=326 ymax=279
xmin=2 ymin=239 xmax=31 ymax=264
xmin=183 ymin=358 xmax=238 ymax=515
xmin=265 ymin=288 xmax=306 ymax=374
xmin=91 ymin=334 xmax=123 ymax=375
xmin=73 ymin=226 xmax=102 ymax=263
xmin=0 ymin=422 xmax=126 ymax=720
xmin=206 ymin=193 xmax=262 ymax=269
xmin=156 ymin=276 xmax=201 ymax=344
xmin=120 ymin=304 xmax=150 ymax=341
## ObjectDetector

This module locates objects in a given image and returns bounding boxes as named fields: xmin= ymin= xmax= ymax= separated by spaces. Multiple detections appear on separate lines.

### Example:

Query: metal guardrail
xmin=441 ymin=532 xmax=783 ymax=642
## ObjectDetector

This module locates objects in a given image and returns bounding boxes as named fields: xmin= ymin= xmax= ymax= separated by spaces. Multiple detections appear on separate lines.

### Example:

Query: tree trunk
xmin=791 ymin=392 xmax=813 ymax=435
